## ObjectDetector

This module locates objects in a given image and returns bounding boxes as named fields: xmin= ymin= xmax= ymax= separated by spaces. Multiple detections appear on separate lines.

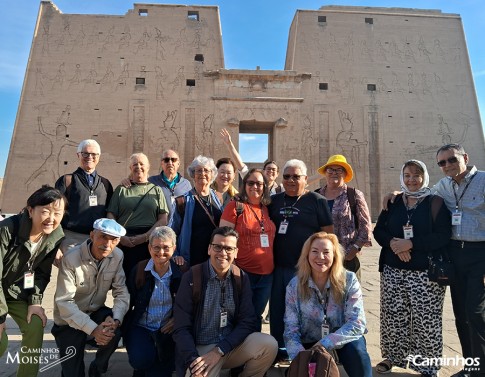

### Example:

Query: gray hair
xmin=283 ymin=159 xmax=307 ymax=176
xmin=149 ymin=226 xmax=176 ymax=245
xmin=187 ymin=155 xmax=218 ymax=182
xmin=129 ymin=153 xmax=150 ymax=169
xmin=77 ymin=139 xmax=101 ymax=154
xmin=161 ymin=149 xmax=180 ymax=159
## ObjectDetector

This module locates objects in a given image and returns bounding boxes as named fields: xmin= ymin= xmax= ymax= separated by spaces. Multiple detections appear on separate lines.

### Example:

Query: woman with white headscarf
xmin=373 ymin=160 xmax=452 ymax=377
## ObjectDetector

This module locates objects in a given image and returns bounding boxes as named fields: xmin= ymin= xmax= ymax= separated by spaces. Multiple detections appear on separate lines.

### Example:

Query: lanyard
xmin=193 ymin=189 xmax=217 ymax=228
xmin=27 ymin=235 xmax=45 ymax=272
xmin=317 ymin=287 xmax=331 ymax=321
xmin=220 ymin=280 xmax=226 ymax=311
xmin=453 ymin=173 xmax=476 ymax=210
xmin=403 ymin=196 xmax=421 ymax=226
xmin=247 ymin=204 xmax=265 ymax=233
xmin=282 ymin=193 xmax=305 ymax=220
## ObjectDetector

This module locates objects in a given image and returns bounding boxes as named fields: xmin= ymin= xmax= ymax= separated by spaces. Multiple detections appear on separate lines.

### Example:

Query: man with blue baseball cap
xmin=52 ymin=218 xmax=130 ymax=377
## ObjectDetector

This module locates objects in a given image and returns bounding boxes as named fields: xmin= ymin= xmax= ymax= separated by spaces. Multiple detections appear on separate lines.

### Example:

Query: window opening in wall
xmin=365 ymin=17 xmax=373 ymax=24
xmin=239 ymin=133 xmax=269 ymax=163
xmin=186 ymin=79 xmax=195 ymax=86
xmin=319 ymin=83 xmax=328 ymax=90
xmin=139 ymin=9 xmax=148 ymax=16
xmin=318 ymin=16 xmax=326 ymax=23
xmin=136 ymin=77 xmax=145 ymax=85
xmin=195 ymin=54 xmax=204 ymax=62
xmin=367 ymin=84 xmax=376 ymax=91
xmin=188 ymin=11 xmax=199 ymax=21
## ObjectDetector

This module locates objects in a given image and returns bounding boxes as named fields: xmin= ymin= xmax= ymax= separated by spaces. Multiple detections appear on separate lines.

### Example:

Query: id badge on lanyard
xmin=278 ymin=220 xmax=288 ymax=234
xmin=321 ymin=318 xmax=330 ymax=337
xmin=24 ymin=272 xmax=35 ymax=289
xmin=260 ymin=233 xmax=269 ymax=247
xmin=220 ymin=310 xmax=228 ymax=328
xmin=452 ymin=211 xmax=462 ymax=225
xmin=403 ymin=225 xmax=414 ymax=239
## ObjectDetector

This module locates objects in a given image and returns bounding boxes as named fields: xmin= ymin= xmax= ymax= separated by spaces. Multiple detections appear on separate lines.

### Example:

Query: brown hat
xmin=317 ymin=155 xmax=353 ymax=183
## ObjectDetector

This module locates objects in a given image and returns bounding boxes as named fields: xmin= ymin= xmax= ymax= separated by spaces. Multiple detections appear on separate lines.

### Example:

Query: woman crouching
xmin=284 ymin=232 xmax=372 ymax=377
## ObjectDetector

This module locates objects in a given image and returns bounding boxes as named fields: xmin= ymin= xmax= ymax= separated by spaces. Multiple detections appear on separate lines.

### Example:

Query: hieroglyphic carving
xmin=68 ymin=64 xmax=82 ymax=89
xmin=196 ymin=114 xmax=214 ymax=156
xmin=51 ymin=63 xmax=66 ymax=90
xmin=26 ymin=104 xmax=78 ymax=188
xmin=136 ymin=28 xmax=151 ymax=53
xmin=132 ymin=106 xmax=145 ymax=153
xmin=336 ymin=110 xmax=367 ymax=167
xmin=417 ymin=36 xmax=432 ymax=63
xmin=170 ymin=66 xmax=185 ymax=94
xmin=154 ymin=27 xmax=169 ymax=60
xmin=118 ymin=26 xmax=131 ymax=51
xmin=158 ymin=110 xmax=179 ymax=149
xmin=300 ymin=115 xmax=317 ymax=168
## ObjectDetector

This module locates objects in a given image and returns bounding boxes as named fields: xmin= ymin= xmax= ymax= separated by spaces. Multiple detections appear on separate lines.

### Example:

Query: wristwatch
xmin=352 ymin=243 xmax=362 ymax=251
xmin=215 ymin=347 xmax=225 ymax=357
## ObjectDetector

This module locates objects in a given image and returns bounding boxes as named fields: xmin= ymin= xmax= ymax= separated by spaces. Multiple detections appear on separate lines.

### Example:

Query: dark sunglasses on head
xmin=162 ymin=157 xmax=178 ymax=163
xmin=436 ymin=156 xmax=459 ymax=167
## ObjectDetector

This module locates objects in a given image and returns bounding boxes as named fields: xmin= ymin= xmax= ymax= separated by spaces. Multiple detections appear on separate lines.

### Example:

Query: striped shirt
xmin=138 ymin=259 xmax=172 ymax=331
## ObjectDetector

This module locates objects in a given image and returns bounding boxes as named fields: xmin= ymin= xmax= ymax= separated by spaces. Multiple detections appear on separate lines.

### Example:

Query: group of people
xmin=0 ymin=134 xmax=482 ymax=377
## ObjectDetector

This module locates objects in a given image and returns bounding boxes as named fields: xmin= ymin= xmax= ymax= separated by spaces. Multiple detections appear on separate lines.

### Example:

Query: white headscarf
xmin=400 ymin=159 xmax=431 ymax=199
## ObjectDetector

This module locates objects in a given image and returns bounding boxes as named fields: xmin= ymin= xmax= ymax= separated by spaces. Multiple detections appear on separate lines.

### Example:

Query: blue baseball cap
xmin=93 ymin=218 xmax=126 ymax=238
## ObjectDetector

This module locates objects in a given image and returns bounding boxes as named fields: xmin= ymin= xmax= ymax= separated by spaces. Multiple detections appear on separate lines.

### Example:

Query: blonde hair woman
xmin=284 ymin=232 xmax=372 ymax=377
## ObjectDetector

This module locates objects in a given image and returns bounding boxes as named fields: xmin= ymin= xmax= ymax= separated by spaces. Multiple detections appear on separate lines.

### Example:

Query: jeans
xmin=270 ymin=265 xmax=296 ymax=348
xmin=246 ymin=271 xmax=273 ymax=331
xmin=336 ymin=337 xmax=373 ymax=377
xmin=125 ymin=325 xmax=174 ymax=377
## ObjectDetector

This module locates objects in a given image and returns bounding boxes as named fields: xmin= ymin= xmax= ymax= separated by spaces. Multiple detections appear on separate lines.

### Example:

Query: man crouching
xmin=52 ymin=218 xmax=129 ymax=377
xmin=173 ymin=226 xmax=277 ymax=377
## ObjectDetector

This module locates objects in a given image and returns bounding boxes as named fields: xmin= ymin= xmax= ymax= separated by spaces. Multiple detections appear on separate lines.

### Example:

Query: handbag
xmin=428 ymin=250 xmax=455 ymax=286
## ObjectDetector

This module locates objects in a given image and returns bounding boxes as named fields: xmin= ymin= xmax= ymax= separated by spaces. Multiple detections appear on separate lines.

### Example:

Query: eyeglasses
xmin=283 ymin=174 xmax=304 ymax=181
xmin=326 ymin=167 xmax=345 ymax=174
xmin=150 ymin=244 xmax=174 ymax=253
xmin=162 ymin=157 xmax=178 ymax=163
xmin=80 ymin=152 xmax=99 ymax=158
xmin=210 ymin=243 xmax=237 ymax=254
xmin=437 ymin=156 xmax=460 ymax=167
xmin=246 ymin=180 xmax=264 ymax=188
xmin=195 ymin=168 xmax=211 ymax=175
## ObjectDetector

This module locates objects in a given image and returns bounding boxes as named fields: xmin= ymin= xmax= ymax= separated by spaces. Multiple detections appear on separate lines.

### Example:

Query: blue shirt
xmin=138 ymin=259 xmax=173 ymax=331
xmin=432 ymin=166 xmax=485 ymax=241
xmin=84 ymin=170 xmax=97 ymax=188
xmin=196 ymin=263 xmax=236 ymax=345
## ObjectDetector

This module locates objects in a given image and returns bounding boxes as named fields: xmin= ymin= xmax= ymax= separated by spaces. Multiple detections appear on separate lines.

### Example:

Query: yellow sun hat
xmin=317 ymin=154 xmax=354 ymax=183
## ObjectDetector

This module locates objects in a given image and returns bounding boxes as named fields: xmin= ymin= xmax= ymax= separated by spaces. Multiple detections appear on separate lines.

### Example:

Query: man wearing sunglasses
xmin=267 ymin=159 xmax=334 ymax=363
xmin=55 ymin=139 xmax=113 ymax=259
xmin=173 ymin=226 xmax=277 ymax=377
xmin=148 ymin=149 xmax=192 ymax=222
xmin=433 ymin=144 xmax=485 ymax=377
xmin=383 ymin=143 xmax=485 ymax=377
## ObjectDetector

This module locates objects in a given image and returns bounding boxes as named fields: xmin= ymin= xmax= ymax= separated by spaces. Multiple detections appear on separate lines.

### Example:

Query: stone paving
xmin=1 ymin=234 xmax=463 ymax=377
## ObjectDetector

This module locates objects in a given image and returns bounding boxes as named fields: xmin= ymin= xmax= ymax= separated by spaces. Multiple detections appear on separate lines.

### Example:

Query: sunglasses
xmin=436 ymin=156 xmax=460 ymax=167
xmin=326 ymin=167 xmax=345 ymax=174
xmin=246 ymin=180 xmax=264 ymax=188
xmin=283 ymin=174 xmax=304 ymax=181
xmin=162 ymin=157 xmax=178 ymax=163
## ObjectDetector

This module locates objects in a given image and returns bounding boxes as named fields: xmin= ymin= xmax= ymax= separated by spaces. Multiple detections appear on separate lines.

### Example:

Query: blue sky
xmin=1 ymin=0 xmax=483 ymax=176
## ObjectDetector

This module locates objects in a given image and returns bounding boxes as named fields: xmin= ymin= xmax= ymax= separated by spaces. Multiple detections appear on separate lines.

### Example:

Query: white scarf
xmin=400 ymin=159 xmax=432 ymax=199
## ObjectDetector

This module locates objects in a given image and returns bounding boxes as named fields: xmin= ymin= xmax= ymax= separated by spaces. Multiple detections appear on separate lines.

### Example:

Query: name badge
xmin=403 ymin=225 xmax=414 ymax=239
xmin=24 ymin=272 xmax=35 ymax=289
xmin=260 ymin=234 xmax=269 ymax=247
xmin=278 ymin=220 xmax=288 ymax=234
xmin=89 ymin=195 xmax=98 ymax=207
xmin=321 ymin=322 xmax=330 ymax=338
xmin=452 ymin=211 xmax=462 ymax=225
xmin=220 ymin=311 xmax=228 ymax=328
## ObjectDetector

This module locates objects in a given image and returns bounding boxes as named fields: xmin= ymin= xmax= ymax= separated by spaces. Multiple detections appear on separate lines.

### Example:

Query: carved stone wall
xmin=1 ymin=3 xmax=483 ymax=218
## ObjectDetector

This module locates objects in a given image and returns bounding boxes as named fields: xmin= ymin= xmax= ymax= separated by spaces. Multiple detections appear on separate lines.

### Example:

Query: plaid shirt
xmin=433 ymin=166 xmax=485 ymax=241
xmin=196 ymin=263 xmax=236 ymax=345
